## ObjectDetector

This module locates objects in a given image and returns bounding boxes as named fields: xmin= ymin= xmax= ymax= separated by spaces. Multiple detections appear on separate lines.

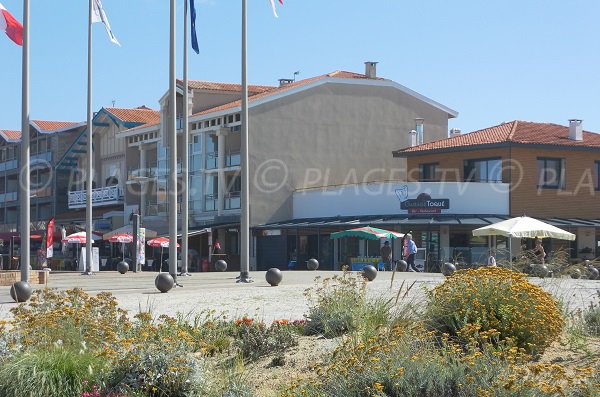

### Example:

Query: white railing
xmin=68 ymin=185 xmax=123 ymax=209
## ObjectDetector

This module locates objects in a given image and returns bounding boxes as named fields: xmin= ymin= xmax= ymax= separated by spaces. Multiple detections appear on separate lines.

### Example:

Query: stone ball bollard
xmin=307 ymin=258 xmax=319 ymax=270
xmin=362 ymin=265 xmax=377 ymax=281
xmin=532 ymin=264 xmax=549 ymax=278
xmin=117 ymin=261 xmax=129 ymax=274
xmin=588 ymin=266 xmax=599 ymax=280
xmin=215 ymin=259 xmax=228 ymax=272
xmin=396 ymin=260 xmax=408 ymax=272
xmin=441 ymin=262 xmax=456 ymax=277
xmin=570 ymin=268 xmax=582 ymax=279
xmin=10 ymin=281 xmax=33 ymax=302
xmin=155 ymin=273 xmax=174 ymax=293
xmin=265 ymin=268 xmax=283 ymax=286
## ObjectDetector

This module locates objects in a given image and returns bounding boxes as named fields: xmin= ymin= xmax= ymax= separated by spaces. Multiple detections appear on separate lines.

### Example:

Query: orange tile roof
xmin=32 ymin=120 xmax=82 ymax=131
xmin=0 ymin=130 xmax=21 ymax=142
xmin=177 ymin=79 xmax=275 ymax=95
xmin=191 ymin=70 xmax=383 ymax=117
xmin=394 ymin=121 xmax=600 ymax=156
xmin=103 ymin=106 xmax=160 ymax=125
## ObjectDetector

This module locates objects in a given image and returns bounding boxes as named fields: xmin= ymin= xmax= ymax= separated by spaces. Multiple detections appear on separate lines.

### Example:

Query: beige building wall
xmin=248 ymin=82 xmax=452 ymax=226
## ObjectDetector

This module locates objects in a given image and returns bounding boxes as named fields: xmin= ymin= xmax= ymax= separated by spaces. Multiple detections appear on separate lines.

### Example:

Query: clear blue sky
xmin=1 ymin=0 xmax=599 ymax=134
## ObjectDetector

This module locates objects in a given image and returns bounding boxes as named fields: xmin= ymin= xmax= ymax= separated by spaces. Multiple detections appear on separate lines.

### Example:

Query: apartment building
xmin=127 ymin=62 xmax=458 ymax=270
xmin=0 ymin=120 xmax=86 ymax=232
xmin=56 ymin=106 xmax=159 ymax=231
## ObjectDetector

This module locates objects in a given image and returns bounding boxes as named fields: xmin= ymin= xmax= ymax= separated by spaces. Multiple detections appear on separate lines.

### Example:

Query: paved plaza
xmin=0 ymin=271 xmax=598 ymax=322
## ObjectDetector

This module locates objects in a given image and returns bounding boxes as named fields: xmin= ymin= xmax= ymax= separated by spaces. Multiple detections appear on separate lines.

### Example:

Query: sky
xmin=1 ymin=0 xmax=600 ymax=134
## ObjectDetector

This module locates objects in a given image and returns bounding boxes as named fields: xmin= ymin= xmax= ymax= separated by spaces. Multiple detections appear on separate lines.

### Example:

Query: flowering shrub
xmin=282 ymin=325 xmax=599 ymax=397
xmin=233 ymin=317 xmax=298 ymax=361
xmin=6 ymin=288 xmax=131 ymax=351
xmin=425 ymin=267 xmax=564 ymax=354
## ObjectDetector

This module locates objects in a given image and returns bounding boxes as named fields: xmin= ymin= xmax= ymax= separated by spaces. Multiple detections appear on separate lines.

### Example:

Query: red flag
xmin=46 ymin=217 xmax=55 ymax=258
xmin=0 ymin=3 xmax=23 ymax=46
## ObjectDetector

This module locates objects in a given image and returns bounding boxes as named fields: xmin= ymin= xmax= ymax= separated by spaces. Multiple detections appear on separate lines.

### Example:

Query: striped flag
xmin=92 ymin=0 xmax=120 ymax=46
xmin=190 ymin=0 xmax=199 ymax=54
xmin=269 ymin=0 xmax=283 ymax=18
xmin=0 ymin=2 xmax=23 ymax=45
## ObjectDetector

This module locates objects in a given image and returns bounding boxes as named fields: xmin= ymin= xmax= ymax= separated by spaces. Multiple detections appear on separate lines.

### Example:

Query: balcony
xmin=0 ymin=192 xmax=17 ymax=203
xmin=204 ymin=194 xmax=217 ymax=212
xmin=225 ymin=151 xmax=241 ymax=167
xmin=68 ymin=185 xmax=123 ymax=209
xmin=145 ymin=200 xmax=182 ymax=216
xmin=31 ymin=152 xmax=52 ymax=162
xmin=224 ymin=191 xmax=241 ymax=210
xmin=127 ymin=166 xmax=158 ymax=183
xmin=205 ymin=153 xmax=218 ymax=170
xmin=0 ymin=160 xmax=17 ymax=172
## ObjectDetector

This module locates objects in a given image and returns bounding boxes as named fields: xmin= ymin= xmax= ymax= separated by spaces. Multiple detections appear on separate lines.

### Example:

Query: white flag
xmin=92 ymin=0 xmax=120 ymax=46
xmin=269 ymin=0 xmax=283 ymax=18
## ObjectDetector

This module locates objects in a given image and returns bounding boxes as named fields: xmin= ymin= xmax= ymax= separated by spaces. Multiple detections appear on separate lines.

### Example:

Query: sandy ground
xmin=0 ymin=270 xmax=598 ymax=322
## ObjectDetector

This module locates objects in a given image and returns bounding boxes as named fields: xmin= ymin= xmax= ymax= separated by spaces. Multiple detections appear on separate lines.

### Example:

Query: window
xmin=464 ymin=158 xmax=502 ymax=182
xmin=419 ymin=163 xmax=438 ymax=181
xmin=537 ymin=157 xmax=565 ymax=189
xmin=595 ymin=161 xmax=600 ymax=191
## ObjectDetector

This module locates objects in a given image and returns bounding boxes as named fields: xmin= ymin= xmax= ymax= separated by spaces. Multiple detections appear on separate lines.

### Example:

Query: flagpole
xmin=168 ymin=0 xmax=178 ymax=285
xmin=181 ymin=0 xmax=190 ymax=276
xmin=14 ymin=0 xmax=32 ymax=302
xmin=85 ymin=0 xmax=93 ymax=275
xmin=238 ymin=0 xmax=251 ymax=283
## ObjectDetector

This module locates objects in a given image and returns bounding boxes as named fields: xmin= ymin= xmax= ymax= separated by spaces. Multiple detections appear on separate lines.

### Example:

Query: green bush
xmin=425 ymin=267 xmax=564 ymax=354
xmin=303 ymin=273 xmax=399 ymax=339
xmin=233 ymin=318 xmax=298 ymax=361
xmin=0 ymin=346 xmax=108 ymax=397
xmin=583 ymin=291 xmax=600 ymax=336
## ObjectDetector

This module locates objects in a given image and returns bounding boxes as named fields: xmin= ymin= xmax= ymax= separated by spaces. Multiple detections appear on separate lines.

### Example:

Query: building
xmin=392 ymin=119 xmax=600 ymax=265
xmin=0 ymin=120 xmax=86 ymax=268
xmin=162 ymin=62 xmax=456 ymax=270
xmin=255 ymin=120 xmax=600 ymax=271
xmin=56 ymin=106 xmax=160 ymax=231
xmin=0 ymin=120 xmax=86 ymax=231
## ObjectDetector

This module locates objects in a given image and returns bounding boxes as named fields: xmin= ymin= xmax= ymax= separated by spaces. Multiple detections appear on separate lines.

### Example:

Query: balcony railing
xmin=68 ymin=185 xmax=123 ymax=209
xmin=127 ymin=166 xmax=158 ymax=181
xmin=145 ymin=201 xmax=182 ymax=216
xmin=204 ymin=194 xmax=217 ymax=212
xmin=205 ymin=152 xmax=218 ymax=170
xmin=31 ymin=152 xmax=52 ymax=162
xmin=0 ymin=160 xmax=17 ymax=172
xmin=0 ymin=192 xmax=17 ymax=203
xmin=225 ymin=151 xmax=241 ymax=167
xmin=224 ymin=191 xmax=241 ymax=210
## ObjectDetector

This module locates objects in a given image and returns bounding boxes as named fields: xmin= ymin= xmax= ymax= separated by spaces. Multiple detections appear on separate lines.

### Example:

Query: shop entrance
xmin=420 ymin=231 xmax=440 ymax=272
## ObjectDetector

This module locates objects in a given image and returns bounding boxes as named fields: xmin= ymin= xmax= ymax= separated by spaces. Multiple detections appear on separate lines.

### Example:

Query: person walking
xmin=380 ymin=241 xmax=392 ymax=271
xmin=405 ymin=233 xmax=419 ymax=272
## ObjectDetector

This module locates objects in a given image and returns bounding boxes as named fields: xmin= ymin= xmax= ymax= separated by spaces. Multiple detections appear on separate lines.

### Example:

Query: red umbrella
xmin=147 ymin=237 xmax=179 ymax=271
xmin=109 ymin=233 xmax=133 ymax=244
xmin=147 ymin=237 xmax=179 ymax=248
xmin=109 ymin=233 xmax=133 ymax=261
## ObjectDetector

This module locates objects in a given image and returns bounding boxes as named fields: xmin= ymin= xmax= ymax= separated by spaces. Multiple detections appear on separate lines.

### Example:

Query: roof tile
xmin=394 ymin=121 xmax=600 ymax=155
xmin=103 ymin=106 xmax=160 ymax=125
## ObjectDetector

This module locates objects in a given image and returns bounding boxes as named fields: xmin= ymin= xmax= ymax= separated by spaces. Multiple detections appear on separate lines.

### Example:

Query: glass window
xmin=595 ymin=161 xmax=600 ymax=191
xmin=537 ymin=157 xmax=565 ymax=189
xmin=419 ymin=163 xmax=438 ymax=181
xmin=464 ymin=158 xmax=502 ymax=182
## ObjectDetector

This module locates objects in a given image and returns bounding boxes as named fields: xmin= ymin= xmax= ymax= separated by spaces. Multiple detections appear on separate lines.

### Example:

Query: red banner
xmin=46 ymin=217 xmax=55 ymax=258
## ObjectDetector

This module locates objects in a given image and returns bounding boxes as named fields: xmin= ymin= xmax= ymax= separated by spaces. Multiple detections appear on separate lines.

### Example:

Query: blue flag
xmin=190 ymin=0 xmax=199 ymax=54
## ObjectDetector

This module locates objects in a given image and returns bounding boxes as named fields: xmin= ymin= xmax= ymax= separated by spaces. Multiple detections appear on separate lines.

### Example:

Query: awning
xmin=254 ymin=214 xmax=600 ymax=230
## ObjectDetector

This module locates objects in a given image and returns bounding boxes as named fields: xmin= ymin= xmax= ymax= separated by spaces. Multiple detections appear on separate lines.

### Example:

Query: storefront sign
xmin=400 ymin=196 xmax=450 ymax=213
xmin=293 ymin=181 xmax=510 ymax=218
